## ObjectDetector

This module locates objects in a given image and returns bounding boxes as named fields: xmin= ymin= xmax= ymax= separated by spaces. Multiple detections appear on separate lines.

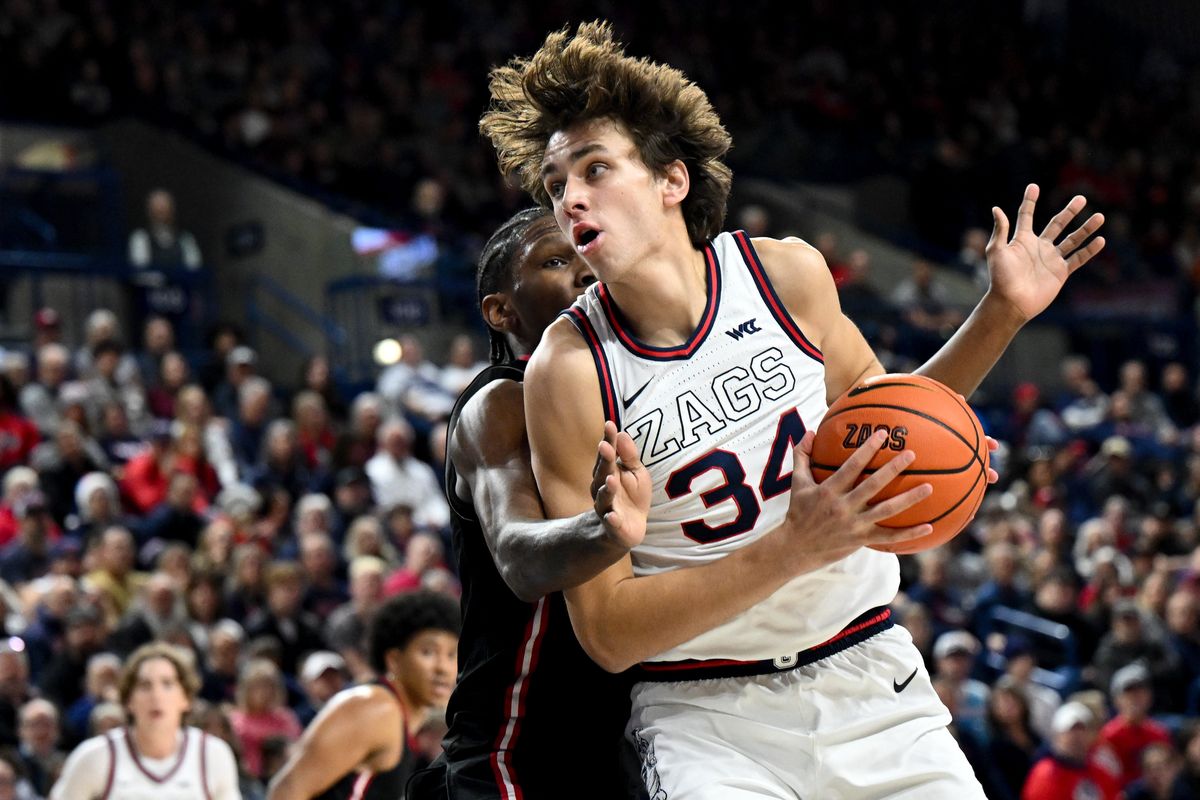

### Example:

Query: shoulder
xmin=748 ymin=236 xmax=835 ymax=292
xmin=68 ymin=733 xmax=116 ymax=764
xmin=450 ymin=378 xmax=525 ymax=466
xmin=325 ymin=684 xmax=403 ymax=725
xmin=525 ymin=316 xmax=591 ymax=388
xmin=197 ymin=727 xmax=237 ymax=763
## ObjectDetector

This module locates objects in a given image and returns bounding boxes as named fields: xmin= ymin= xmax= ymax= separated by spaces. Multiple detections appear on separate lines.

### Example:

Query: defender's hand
xmin=592 ymin=420 xmax=651 ymax=549
xmin=986 ymin=184 xmax=1106 ymax=323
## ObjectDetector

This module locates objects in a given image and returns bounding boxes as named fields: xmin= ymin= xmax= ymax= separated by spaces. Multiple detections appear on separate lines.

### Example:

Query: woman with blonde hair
xmin=228 ymin=658 xmax=301 ymax=782
xmin=51 ymin=642 xmax=241 ymax=798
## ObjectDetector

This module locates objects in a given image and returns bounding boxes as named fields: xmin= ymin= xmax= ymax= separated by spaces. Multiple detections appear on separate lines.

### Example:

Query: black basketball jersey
xmin=315 ymin=679 xmax=418 ymax=800
xmin=437 ymin=360 xmax=643 ymax=800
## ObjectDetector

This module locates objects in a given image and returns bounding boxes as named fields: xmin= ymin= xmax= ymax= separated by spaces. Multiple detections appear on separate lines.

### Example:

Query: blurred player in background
xmin=51 ymin=642 xmax=241 ymax=799
xmin=267 ymin=590 xmax=459 ymax=800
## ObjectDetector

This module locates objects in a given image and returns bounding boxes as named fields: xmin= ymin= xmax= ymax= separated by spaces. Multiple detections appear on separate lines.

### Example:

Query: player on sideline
xmin=408 ymin=207 xmax=928 ymax=800
xmin=51 ymin=642 xmax=241 ymax=799
xmin=266 ymin=591 xmax=459 ymax=800
xmin=480 ymin=21 xmax=1106 ymax=799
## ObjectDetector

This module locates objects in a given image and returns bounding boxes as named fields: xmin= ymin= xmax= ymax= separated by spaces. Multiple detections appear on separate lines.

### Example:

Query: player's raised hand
xmin=986 ymin=184 xmax=1106 ymax=323
xmin=777 ymin=429 xmax=933 ymax=571
xmin=592 ymin=420 xmax=651 ymax=548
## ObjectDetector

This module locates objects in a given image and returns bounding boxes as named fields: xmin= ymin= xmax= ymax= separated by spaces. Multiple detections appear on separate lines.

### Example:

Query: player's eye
xmin=587 ymin=162 xmax=607 ymax=178
xmin=543 ymin=256 xmax=567 ymax=269
xmin=546 ymin=180 xmax=564 ymax=200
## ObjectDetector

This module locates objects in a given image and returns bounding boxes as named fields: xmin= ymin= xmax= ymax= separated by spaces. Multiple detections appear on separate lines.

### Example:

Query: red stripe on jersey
xmin=563 ymin=308 xmax=620 ymax=426
xmin=489 ymin=597 xmax=549 ymax=800
xmin=733 ymin=231 xmax=824 ymax=363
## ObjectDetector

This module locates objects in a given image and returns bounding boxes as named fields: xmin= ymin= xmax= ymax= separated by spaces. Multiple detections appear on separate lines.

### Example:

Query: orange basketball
xmin=810 ymin=373 xmax=989 ymax=554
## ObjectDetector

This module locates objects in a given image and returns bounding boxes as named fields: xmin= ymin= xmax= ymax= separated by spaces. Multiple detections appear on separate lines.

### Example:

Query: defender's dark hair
xmin=368 ymin=590 xmax=461 ymax=673
xmin=480 ymin=21 xmax=733 ymax=249
xmin=476 ymin=207 xmax=551 ymax=365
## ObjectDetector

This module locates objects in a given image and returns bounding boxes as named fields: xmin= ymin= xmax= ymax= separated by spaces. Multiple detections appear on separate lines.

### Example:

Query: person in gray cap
xmin=1097 ymin=663 xmax=1172 ymax=788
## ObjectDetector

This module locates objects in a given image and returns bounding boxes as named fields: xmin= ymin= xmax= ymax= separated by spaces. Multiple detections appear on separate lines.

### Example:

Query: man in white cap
xmin=932 ymin=630 xmax=990 ymax=743
xmin=1098 ymin=663 xmax=1172 ymax=788
xmin=297 ymin=650 xmax=347 ymax=726
xmin=1023 ymin=701 xmax=1120 ymax=799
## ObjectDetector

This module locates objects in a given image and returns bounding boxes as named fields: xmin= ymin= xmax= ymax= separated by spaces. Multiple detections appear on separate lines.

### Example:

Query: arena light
xmin=373 ymin=338 xmax=403 ymax=366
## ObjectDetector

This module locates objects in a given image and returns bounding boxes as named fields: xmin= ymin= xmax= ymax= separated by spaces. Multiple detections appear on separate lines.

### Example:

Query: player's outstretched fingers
xmin=1040 ymin=194 xmax=1085 ymax=242
xmin=846 ymin=449 xmax=916 ymax=508
xmin=1015 ymin=183 xmax=1039 ymax=234
xmin=824 ymin=429 xmax=889 ymax=492
xmin=859 ymin=483 xmax=933 ymax=527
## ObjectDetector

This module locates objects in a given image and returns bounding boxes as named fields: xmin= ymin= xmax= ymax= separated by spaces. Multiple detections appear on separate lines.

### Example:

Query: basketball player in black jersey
xmin=405 ymin=207 xmax=654 ymax=799
xmin=266 ymin=591 xmax=460 ymax=800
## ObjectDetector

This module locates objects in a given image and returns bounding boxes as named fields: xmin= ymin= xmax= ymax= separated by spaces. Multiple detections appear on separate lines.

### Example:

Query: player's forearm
xmin=568 ymin=530 xmax=800 ymax=672
xmin=915 ymin=292 xmax=1026 ymax=397
xmin=495 ymin=513 xmax=630 ymax=602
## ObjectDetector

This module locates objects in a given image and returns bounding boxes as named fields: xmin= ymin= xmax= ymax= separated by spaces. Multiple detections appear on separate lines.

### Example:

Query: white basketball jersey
xmin=102 ymin=727 xmax=214 ymax=799
xmin=564 ymin=231 xmax=898 ymax=662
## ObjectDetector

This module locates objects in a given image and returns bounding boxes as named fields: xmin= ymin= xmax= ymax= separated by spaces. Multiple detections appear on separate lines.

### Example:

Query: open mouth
xmin=573 ymin=225 xmax=603 ymax=254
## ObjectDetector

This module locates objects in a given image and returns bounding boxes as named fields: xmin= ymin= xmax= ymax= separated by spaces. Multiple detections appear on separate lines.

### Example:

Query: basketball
xmin=810 ymin=373 xmax=989 ymax=554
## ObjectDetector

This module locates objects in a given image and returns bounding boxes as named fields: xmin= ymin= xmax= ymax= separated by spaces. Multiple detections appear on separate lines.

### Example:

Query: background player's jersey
xmin=437 ymin=361 xmax=643 ymax=799
xmin=565 ymin=231 xmax=898 ymax=662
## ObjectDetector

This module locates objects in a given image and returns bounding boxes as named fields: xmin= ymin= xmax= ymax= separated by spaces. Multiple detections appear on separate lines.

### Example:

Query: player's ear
xmin=481 ymin=292 xmax=516 ymax=335
xmin=660 ymin=159 xmax=690 ymax=209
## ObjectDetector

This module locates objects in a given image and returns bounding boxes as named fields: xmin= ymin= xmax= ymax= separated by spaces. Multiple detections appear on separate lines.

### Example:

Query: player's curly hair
xmin=480 ymin=20 xmax=733 ymax=249
xmin=477 ymin=207 xmax=548 ymax=365
xmin=368 ymin=590 xmax=461 ymax=673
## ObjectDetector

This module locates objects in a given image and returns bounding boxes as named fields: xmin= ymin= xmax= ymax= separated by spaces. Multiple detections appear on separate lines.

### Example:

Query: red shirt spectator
xmin=1098 ymin=663 xmax=1171 ymax=786
xmin=1024 ymin=702 xmax=1121 ymax=800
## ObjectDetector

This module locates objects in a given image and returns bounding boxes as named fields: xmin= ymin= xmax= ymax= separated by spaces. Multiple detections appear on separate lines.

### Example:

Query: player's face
xmin=393 ymin=630 xmax=457 ymax=710
xmin=541 ymin=118 xmax=677 ymax=282
xmin=509 ymin=216 xmax=595 ymax=344
xmin=128 ymin=657 xmax=190 ymax=730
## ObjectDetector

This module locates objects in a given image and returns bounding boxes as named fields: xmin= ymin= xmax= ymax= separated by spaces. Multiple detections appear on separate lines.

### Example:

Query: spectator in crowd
xmin=200 ymin=619 xmax=244 ymax=705
xmin=1160 ymin=362 xmax=1199 ymax=430
xmin=33 ymin=420 xmax=108 ymax=527
xmin=230 ymin=376 xmax=274 ymax=474
xmin=146 ymin=350 xmax=191 ymax=420
xmin=365 ymin=418 xmax=448 ymax=531
xmin=332 ymin=392 xmax=383 ymax=472
xmin=297 ymin=532 xmax=344 ymax=619
xmin=0 ymin=468 xmax=43 ymax=548
xmin=291 ymin=391 xmax=334 ymax=474
xmin=249 ymin=421 xmax=315 ymax=504
xmin=0 ymin=644 xmax=33 ymax=749
xmin=107 ymin=571 xmax=188 ymax=657
xmin=68 ymin=471 xmax=123 ymax=549
xmin=19 ymin=344 xmax=70 ymax=436
xmin=325 ymin=555 xmax=386 ymax=681
xmin=1091 ymin=601 xmax=1179 ymax=707
xmin=128 ymin=188 xmax=203 ymax=271
xmin=39 ymin=605 xmax=106 ymax=710
xmin=216 ymin=347 xmax=263 ymax=424
xmin=890 ymin=259 xmax=965 ymax=361
xmin=17 ymin=698 xmax=63 ymax=797
xmin=73 ymin=310 xmax=137 ymax=387
xmin=0 ymin=749 xmax=35 ymax=800
xmin=244 ymin=562 xmax=324 ymax=675
xmin=932 ymin=630 xmax=991 ymax=745
xmin=907 ymin=549 xmax=968 ymax=636
xmin=1098 ymin=663 xmax=1173 ymax=788
xmin=61 ymin=652 xmax=119 ymax=747
xmin=1125 ymin=742 xmax=1192 ymax=800
xmin=998 ymin=635 xmax=1061 ymax=741
xmin=294 ymin=650 xmax=346 ymax=726
xmin=139 ymin=471 xmax=205 ymax=552
xmin=296 ymin=355 xmax=346 ymax=423
xmin=438 ymin=334 xmax=486 ymax=397
xmin=328 ymin=468 xmax=374 ymax=545
xmin=376 ymin=335 xmax=455 ymax=427
xmin=340 ymin=514 xmax=395 ymax=565
xmin=0 ymin=493 xmax=55 ymax=586
xmin=229 ymin=658 xmax=301 ymax=782
xmin=985 ymin=678 xmax=1039 ymax=800
xmin=84 ymin=526 xmax=147 ymax=621
xmin=134 ymin=315 xmax=176 ymax=390
xmin=1023 ymin=701 xmax=1120 ymax=800
xmin=382 ymin=533 xmax=443 ymax=597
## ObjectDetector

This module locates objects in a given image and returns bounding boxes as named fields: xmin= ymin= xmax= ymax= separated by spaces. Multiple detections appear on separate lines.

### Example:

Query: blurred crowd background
xmin=2 ymin=1 xmax=1200 ymax=798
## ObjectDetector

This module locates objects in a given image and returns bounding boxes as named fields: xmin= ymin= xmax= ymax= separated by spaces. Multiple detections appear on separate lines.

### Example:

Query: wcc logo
xmin=725 ymin=318 xmax=762 ymax=340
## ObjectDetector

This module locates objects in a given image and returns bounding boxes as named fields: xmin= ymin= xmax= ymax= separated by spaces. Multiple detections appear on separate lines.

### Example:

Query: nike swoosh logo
xmin=623 ymin=378 xmax=652 ymax=407
xmin=893 ymin=667 xmax=918 ymax=693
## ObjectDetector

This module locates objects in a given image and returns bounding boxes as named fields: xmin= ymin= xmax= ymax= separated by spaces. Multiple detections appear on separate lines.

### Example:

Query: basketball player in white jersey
xmin=480 ymin=22 xmax=1107 ymax=799
xmin=51 ymin=642 xmax=241 ymax=799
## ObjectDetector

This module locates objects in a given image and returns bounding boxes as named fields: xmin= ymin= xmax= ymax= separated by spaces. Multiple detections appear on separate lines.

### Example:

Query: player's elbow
xmin=493 ymin=539 xmax=546 ymax=602
xmin=573 ymin=627 xmax=637 ymax=673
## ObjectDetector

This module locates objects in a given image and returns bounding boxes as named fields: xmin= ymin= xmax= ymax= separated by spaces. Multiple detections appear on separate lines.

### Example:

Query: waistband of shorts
xmin=633 ymin=606 xmax=893 ymax=682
